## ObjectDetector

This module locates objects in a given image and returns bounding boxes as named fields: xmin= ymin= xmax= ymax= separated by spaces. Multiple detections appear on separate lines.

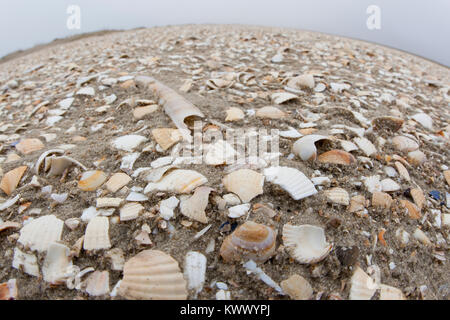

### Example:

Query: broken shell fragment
xmin=379 ymin=284 xmax=406 ymax=300
xmin=353 ymin=137 xmax=377 ymax=157
xmin=282 ymin=224 xmax=332 ymax=264
xmin=410 ymin=188 xmax=426 ymax=209
xmin=0 ymin=279 xmax=17 ymax=300
xmin=348 ymin=195 xmax=366 ymax=213
xmin=159 ymin=196 xmax=179 ymax=220
xmin=318 ymin=150 xmax=356 ymax=165
xmin=264 ymin=166 xmax=317 ymax=200
xmin=220 ymin=221 xmax=276 ymax=263
xmin=324 ymin=187 xmax=349 ymax=205
xmin=12 ymin=247 xmax=39 ymax=277
xmin=381 ymin=178 xmax=401 ymax=192
xmin=18 ymin=215 xmax=64 ymax=252
xmin=42 ymin=242 xmax=72 ymax=284
xmin=411 ymin=113 xmax=433 ymax=130
xmin=271 ymin=92 xmax=298 ymax=104
xmin=392 ymin=136 xmax=419 ymax=152
xmin=180 ymin=186 xmax=213 ymax=223
xmin=184 ymin=251 xmax=207 ymax=297
xmin=15 ymin=138 xmax=44 ymax=155
xmin=83 ymin=216 xmax=111 ymax=251
xmin=152 ymin=128 xmax=183 ymax=150
xmin=0 ymin=166 xmax=27 ymax=196
xmin=119 ymin=249 xmax=188 ymax=300
xmin=222 ymin=169 xmax=264 ymax=203
xmin=105 ymin=172 xmax=131 ymax=193
xmin=78 ymin=170 xmax=107 ymax=191
xmin=120 ymin=202 xmax=144 ymax=221
xmin=47 ymin=156 xmax=87 ymax=177
xmin=394 ymin=161 xmax=410 ymax=181
xmin=287 ymin=74 xmax=315 ymax=89
xmin=280 ymin=274 xmax=313 ymax=300
xmin=400 ymin=200 xmax=421 ymax=219
xmin=255 ymin=106 xmax=286 ymax=119
xmin=228 ymin=203 xmax=251 ymax=218
xmin=349 ymin=267 xmax=378 ymax=300
xmin=292 ymin=135 xmax=329 ymax=161
xmin=372 ymin=192 xmax=393 ymax=209
xmin=372 ymin=116 xmax=404 ymax=132
xmin=112 ymin=135 xmax=147 ymax=152
xmin=144 ymin=169 xmax=207 ymax=194
xmin=407 ymin=150 xmax=426 ymax=166
xmin=85 ymin=271 xmax=110 ymax=296
xmin=105 ymin=248 xmax=125 ymax=271
xmin=133 ymin=105 xmax=158 ymax=120
xmin=225 ymin=107 xmax=244 ymax=121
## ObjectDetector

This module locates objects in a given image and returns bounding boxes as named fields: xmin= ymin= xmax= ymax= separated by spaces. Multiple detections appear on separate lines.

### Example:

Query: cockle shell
xmin=353 ymin=137 xmax=377 ymax=157
xmin=280 ymin=274 xmax=313 ymax=300
xmin=183 ymin=251 xmax=207 ymax=297
xmin=318 ymin=150 xmax=356 ymax=165
xmin=78 ymin=170 xmax=107 ymax=191
xmin=282 ymin=224 xmax=332 ymax=264
xmin=293 ymin=135 xmax=330 ymax=161
xmin=0 ymin=166 xmax=27 ymax=196
xmin=83 ymin=216 xmax=111 ymax=251
xmin=105 ymin=172 xmax=131 ymax=193
xmin=255 ymin=106 xmax=286 ymax=119
xmin=42 ymin=242 xmax=72 ymax=284
xmin=264 ymin=166 xmax=317 ymax=200
xmin=119 ymin=249 xmax=188 ymax=300
xmin=392 ymin=135 xmax=419 ymax=152
xmin=144 ymin=169 xmax=207 ymax=194
xmin=180 ymin=186 xmax=213 ymax=223
xmin=12 ymin=247 xmax=39 ymax=277
xmin=324 ymin=187 xmax=350 ymax=205
xmin=151 ymin=128 xmax=183 ymax=150
xmin=18 ymin=215 xmax=64 ymax=252
xmin=220 ymin=221 xmax=276 ymax=263
xmin=225 ymin=107 xmax=244 ymax=121
xmin=349 ymin=267 xmax=378 ymax=300
xmin=15 ymin=138 xmax=44 ymax=155
xmin=222 ymin=169 xmax=264 ymax=203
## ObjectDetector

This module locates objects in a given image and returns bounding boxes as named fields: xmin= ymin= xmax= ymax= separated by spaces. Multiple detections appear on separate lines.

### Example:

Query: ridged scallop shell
xmin=222 ymin=169 xmax=264 ymax=203
xmin=18 ymin=215 xmax=63 ymax=252
xmin=372 ymin=192 xmax=393 ymax=209
xmin=293 ymin=135 xmax=330 ymax=161
xmin=264 ymin=166 xmax=317 ymax=200
xmin=144 ymin=169 xmax=208 ymax=194
xmin=151 ymin=128 xmax=183 ymax=150
xmin=78 ymin=170 xmax=107 ymax=191
xmin=15 ymin=138 xmax=44 ymax=155
xmin=220 ymin=221 xmax=276 ymax=263
xmin=180 ymin=186 xmax=213 ymax=223
xmin=111 ymin=135 xmax=147 ymax=152
xmin=83 ymin=216 xmax=111 ymax=251
xmin=318 ymin=150 xmax=356 ymax=165
xmin=379 ymin=284 xmax=406 ymax=300
xmin=183 ymin=251 xmax=207 ymax=297
xmin=271 ymin=92 xmax=298 ymax=104
xmin=255 ymin=106 xmax=286 ymax=119
xmin=392 ymin=135 xmax=419 ymax=152
xmin=42 ymin=242 xmax=72 ymax=284
xmin=225 ymin=107 xmax=244 ymax=121
xmin=105 ymin=172 xmax=131 ymax=193
xmin=349 ymin=267 xmax=378 ymax=300
xmin=372 ymin=116 xmax=404 ymax=132
xmin=324 ymin=187 xmax=350 ymax=205
xmin=282 ymin=224 xmax=332 ymax=264
xmin=119 ymin=249 xmax=188 ymax=300
xmin=0 ymin=166 xmax=27 ymax=196
xmin=353 ymin=137 xmax=377 ymax=156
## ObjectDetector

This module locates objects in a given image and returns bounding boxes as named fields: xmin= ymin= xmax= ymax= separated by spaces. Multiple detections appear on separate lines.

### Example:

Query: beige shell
xmin=353 ymin=137 xmax=377 ymax=157
xmin=287 ymin=74 xmax=315 ymax=89
xmin=120 ymin=202 xmax=144 ymax=221
xmin=144 ymin=169 xmax=208 ymax=194
xmin=151 ymin=128 xmax=183 ymax=150
xmin=318 ymin=150 xmax=356 ymax=165
xmin=444 ymin=170 xmax=450 ymax=186
xmin=380 ymin=178 xmax=400 ymax=192
xmin=372 ymin=192 xmax=393 ymax=209
xmin=34 ymin=149 xmax=64 ymax=175
xmin=180 ymin=186 xmax=213 ymax=223
xmin=42 ymin=242 xmax=72 ymax=284
xmin=392 ymin=135 xmax=419 ymax=152
xmin=280 ymin=274 xmax=313 ymax=300
xmin=292 ymin=135 xmax=330 ymax=161
xmin=220 ymin=221 xmax=276 ymax=263
xmin=133 ymin=105 xmax=158 ymax=120
xmin=105 ymin=172 xmax=131 ymax=193
xmin=207 ymin=78 xmax=233 ymax=89
xmin=379 ymin=284 xmax=406 ymax=300
xmin=0 ymin=166 xmax=27 ymax=196
xmin=15 ymin=138 xmax=44 ymax=155
xmin=263 ymin=166 xmax=317 ymax=200
xmin=46 ymin=156 xmax=87 ymax=177
xmin=410 ymin=188 xmax=425 ymax=209
xmin=78 ymin=170 xmax=107 ymax=191
xmin=204 ymin=140 xmax=236 ymax=165
xmin=0 ymin=221 xmax=21 ymax=232
xmin=282 ymin=224 xmax=332 ymax=264
xmin=83 ymin=216 xmax=111 ymax=251
xmin=225 ymin=107 xmax=244 ymax=121
xmin=324 ymin=187 xmax=349 ymax=205
xmin=413 ymin=228 xmax=431 ymax=245
xmin=119 ymin=249 xmax=188 ymax=300
xmin=406 ymin=150 xmax=426 ymax=166
xmin=96 ymin=197 xmax=123 ymax=208
xmin=394 ymin=161 xmax=410 ymax=181
xmin=400 ymin=200 xmax=421 ymax=219
xmin=349 ymin=267 xmax=378 ymax=300
xmin=372 ymin=116 xmax=404 ymax=132
xmin=271 ymin=92 xmax=298 ymax=104
xmin=106 ymin=248 xmax=125 ymax=271
xmin=12 ymin=247 xmax=39 ymax=277
xmin=255 ymin=106 xmax=286 ymax=119
xmin=222 ymin=169 xmax=264 ymax=203
xmin=348 ymin=195 xmax=366 ymax=213
xmin=18 ymin=215 xmax=64 ymax=252
xmin=85 ymin=271 xmax=110 ymax=296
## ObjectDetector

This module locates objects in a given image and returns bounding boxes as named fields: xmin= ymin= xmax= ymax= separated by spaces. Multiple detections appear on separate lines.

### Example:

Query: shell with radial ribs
xmin=220 ymin=221 xmax=276 ymax=263
xmin=282 ymin=224 xmax=332 ymax=264
xmin=83 ymin=216 xmax=111 ymax=251
xmin=222 ymin=169 xmax=264 ymax=203
xmin=180 ymin=187 xmax=213 ymax=223
xmin=324 ymin=187 xmax=350 ymax=205
xmin=264 ymin=166 xmax=317 ymax=200
xmin=292 ymin=135 xmax=330 ymax=161
xmin=144 ymin=169 xmax=208 ymax=194
xmin=119 ymin=249 xmax=188 ymax=300
xmin=18 ymin=215 xmax=64 ymax=252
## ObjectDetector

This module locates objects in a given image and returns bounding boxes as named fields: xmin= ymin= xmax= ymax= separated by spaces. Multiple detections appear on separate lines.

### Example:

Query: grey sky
xmin=1 ymin=0 xmax=449 ymax=66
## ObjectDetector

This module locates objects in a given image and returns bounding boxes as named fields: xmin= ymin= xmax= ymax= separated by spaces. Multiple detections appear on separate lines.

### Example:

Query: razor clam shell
xmin=180 ymin=186 xmax=213 ymax=223
xmin=349 ymin=267 xmax=378 ymax=300
xmin=12 ymin=247 xmax=39 ymax=277
xmin=83 ymin=216 xmax=111 ymax=251
xmin=183 ymin=251 xmax=207 ymax=297
xmin=282 ymin=224 xmax=332 ymax=264
xmin=222 ymin=169 xmax=264 ymax=203
xmin=42 ymin=242 xmax=72 ymax=284
xmin=292 ymin=135 xmax=329 ymax=161
xmin=18 ymin=215 xmax=64 ymax=252
xmin=119 ymin=249 xmax=188 ymax=300
xmin=264 ymin=166 xmax=317 ymax=200
xmin=324 ymin=187 xmax=350 ymax=205
xmin=144 ymin=169 xmax=207 ymax=194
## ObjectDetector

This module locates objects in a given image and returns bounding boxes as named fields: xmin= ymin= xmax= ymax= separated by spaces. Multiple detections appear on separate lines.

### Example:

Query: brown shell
xmin=318 ymin=150 xmax=356 ymax=165
xmin=400 ymin=200 xmax=421 ymax=219
xmin=371 ymin=192 xmax=393 ymax=209
xmin=220 ymin=221 xmax=276 ymax=263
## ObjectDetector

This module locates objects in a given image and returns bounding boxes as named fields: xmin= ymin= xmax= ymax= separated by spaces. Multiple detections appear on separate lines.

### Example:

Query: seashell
xmin=112 ymin=135 xmax=147 ymax=152
xmin=47 ymin=156 xmax=87 ymax=176
xmin=223 ymin=193 xmax=241 ymax=206
xmin=410 ymin=188 xmax=425 ymax=209
xmin=148 ymin=78 xmax=204 ymax=142
xmin=228 ymin=203 xmax=251 ymax=218
xmin=264 ymin=166 xmax=317 ymax=200
xmin=5 ymin=153 xmax=21 ymax=163
xmin=0 ymin=221 xmax=21 ymax=232
xmin=395 ymin=228 xmax=410 ymax=247
xmin=119 ymin=249 xmax=188 ymax=300
xmin=287 ymin=74 xmax=315 ymax=89
xmin=15 ymin=138 xmax=44 ymax=155
xmin=271 ymin=92 xmax=298 ymax=104
xmin=255 ymin=106 xmax=286 ymax=119
xmin=144 ymin=169 xmax=208 ymax=194
xmin=65 ymin=218 xmax=80 ymax=230
xmin=133 ymin=105 xmax=158 ymax=120
xmin=0 ymin=166 xmax=27 ymax=196
xmin=222 ymin=169 xmax=264 ymax=203
xmin=76 ymin=86 xmax=95 ymax=96
xmin=314 ymin=82 xmax=326 ymax=92
xmin=18 ymin=215 xmax=64 ymax=252
xmin=242 ymin=260 xmax=283 ymax=294
xmin=379 ymin=284 xmax=406 ymax=300
xmin=400 ymin=200 xmax=421 ymax=219
xmin=151 ymin=128 xmax=183 ymax=150
xmin=135 ymin=230 xmax=152 ymax=246
xmin=380 ymin=178 xmax=400 ymax=192
xmin=279 ymin=127 xmax=302 ymax=139
xmin=324 ymin=187 xmax=349 ymax=205
xmin=144 ymin=165 xmax=177 ymax=183
xmin=0 ymin=279 xmax=17 ymax=300
xmin=411 ymin=113 xmax=433 ymax=130
xmin=83 ymin=216 xmax=111 ymax=251
xmin=105 ymin=172 xmax=131 ymax=193
xmin=407 ymin=150 xmax=426 ymax=166
xmin=413 ymin=228 xmax=431 ymax=245
xmin=282 ymin=224 xmax=332 ymax=264
xmin=12 ymin=247 xmax=39 ymax=277
xmin=330 ymin=82 xmax=350 ymax=93
xmin=34 ymin=149 xmax=64 ymax=175
xmin=292 ymin=135 xmax=330 ymax=161
xmin=372 ymin=116 xmax=404 ymax=132
xmin=42 ymin=242 xmax=72 ymax=284
xmin=394 ymin=161 xmax=410 ymax=181
xmin=120 ymin=153 xmax=140 ymax=173
xmin=339 ymin=140 xmax=359 ymax=152
xmin=180 ymin=186 xmax=213 ymax=223
xmin=126 ymin=192 xmax=148 ymax=202
xmin=348 ymin=195 xmax=366 ymax=213
xmin=106 ymin=248 xmax=125 ymax=271
xmin=225 ymin=107 xmax=244 ymax=121
xmin=120 ymin=202 xmax=144 ymax=221
xmin=85 ymin=271 xmax=110 ymax=296
xmin=443 ymin=170 xmax=450 ymax=186
xmin=159 ymin=196 xmax=179 ymax=220
xmin=349 ymin=267 xmax=378 ymax=300
xmin=78 ymin=170 xmax=107 ymax=191
xmin=280 ymin=274 xmax=313 ymax=300
xmin=151 ymin=156 xmax=173 ymax=169
xmin=96 ymin=197 xmax=123 ymax=208
xmin=183 ymin=251 xmax=207 ymax=297
xmin=204 ymin=140 xmax=236 ymax=165
xmin=0 ymin=194 xmax=20 ymax=211
xmin=220 ymin=221 xmax=276 ymax=263
xmin=392 ymin=135 xmax=419 ymax=152
xmin=179 ymin=79 xmax=193 ymax=93
xmin=353 ymin=137 xmax=377 ymax=157
xmin=371 ymin=192 xmax=393 ymax=209
xmin=318 ymin=150 xmax=356 ymax=165
xmin=206 ymin=78 xmax=233 ymax=89
xmin=363 ymin=175 xmax=382 ymax=193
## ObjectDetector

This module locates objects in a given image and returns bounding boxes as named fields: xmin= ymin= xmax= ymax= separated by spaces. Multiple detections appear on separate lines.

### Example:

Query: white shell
xmin=222 ymin=169 xmax=264 ymax=203
xmin=411 ymin=113 xmax=433 ymax=130
xmin=228 ymin=203 xmax=251 ymax=218
xmin=120 ymin=153 xmax=140 ymax=173
xmin=183 ymin=251 xmax=207 ymax=297
xmin=287 ymin=74 xmax=315 ymax=89
xmin=363 ymin=175 xmax=382 ymax=193
xmin=349 ymin=267 xmax=378 ymax=300
xmin=105 ymin=248 xmax=125 ymax=271
xmin=395 ymin=161 xmax=410 ymax=181
xmin=144 ymin=169 xmax=208 ymax=194
xmin=279 ymin=127 xmax=302 ymax=139
xmin=392 ymin=135 xmax=419 ymax=152
xmin=83 ymin=216 xmax=111 ymax=251
xmin=120 ymin=202 xmax=144 ymax=221
xmin=339 ymin=140 xmax=359 ymax=152
xmin=112 ymin=135 xmax=147 ymax=152
xmin=271 ymin=92 xmax=298 ymax=104
xmin=18 ymin=215 xmax=64 ymax=252
xmin=42 ymin=242 xmax=72 ymax=284
xmin=381 ymin=178 xmax=400 ymax=192
xmin=126 ymin=192 xmax=148 ymax=202
xmin=292 ymin=135 xmax=329 ymax=161
xmin=255 ymin=106 xmax=286 ymax=119
xmin=96 ymin=197 xmax=123 ymax=208
xmin=223 ymin=193 xmax=241 ymax=206
xmin=180 ymin=186 xmax=213 ymax=223
xmin=85 ymin=271 xmax=110 ymax=296
xmin=225 ymin=107 xmax=244 ymax=121
xmin=12 ymin=247 xmax=39 ymax=277
xmin=413 ymin=228 xmax=431 ymax=245
xmin=353 ymin=137 xmax=377 ymax=157
xmin=47 ymin=156 xmax=87 ymax=176
xmin=324 ymin=187 xmax=349 ymax=205
xmin=264 ymin=166 xmax=317 ymax=200
xmin=204 ymin=140 xmax=236 ymax=165
xmin=282 ymin=224 xmax=332 ymax=264
xmin=159 ymin=196 xmax=180 ymax=220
